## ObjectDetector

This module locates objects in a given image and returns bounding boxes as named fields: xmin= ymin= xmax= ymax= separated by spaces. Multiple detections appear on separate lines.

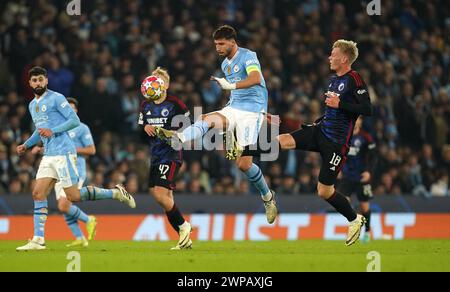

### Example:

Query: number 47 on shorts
xmin=159 ymin=164 xmax=170 ymax=179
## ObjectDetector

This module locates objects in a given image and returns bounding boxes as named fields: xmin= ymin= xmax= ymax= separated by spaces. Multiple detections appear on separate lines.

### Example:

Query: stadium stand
xmin=0 ymin=0 xmax=448 ymax=197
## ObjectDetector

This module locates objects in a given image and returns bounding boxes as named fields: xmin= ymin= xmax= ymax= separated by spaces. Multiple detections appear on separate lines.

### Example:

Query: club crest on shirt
xmin=233 ymin=65 xmax=239 ymax=73
xmin=42 ymin=105 xmax=47 ymax=112
xmin=338 ymin=83 xmax=345 ymax=91
xmin=161 ymin=108 xmax=169 ymax=117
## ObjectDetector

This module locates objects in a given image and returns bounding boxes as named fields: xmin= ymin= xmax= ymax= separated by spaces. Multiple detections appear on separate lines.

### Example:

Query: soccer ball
xmin=141 ymin=75 xmax=165 ymax=100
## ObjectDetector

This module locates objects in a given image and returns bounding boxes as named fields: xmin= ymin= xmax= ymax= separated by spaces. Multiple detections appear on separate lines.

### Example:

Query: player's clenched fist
xmin=144 ymin=124 xmax=156 ymax=137
xmin=324 ymin=91 xmax=340 ymax=109
xmin=211 ymin=76 xmax=236 ymax=90
xmin=16 ymin=144 xmax=27 ymax=156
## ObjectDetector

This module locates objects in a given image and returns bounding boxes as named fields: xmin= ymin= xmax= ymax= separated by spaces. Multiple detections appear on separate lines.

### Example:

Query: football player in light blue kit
xmin=156 ymin=26 xmax=277 ymax=223
xmin=16 ymin=67 xmax=136 ymax=251
xmin=32 ymin=98 xmax=97 ymax=247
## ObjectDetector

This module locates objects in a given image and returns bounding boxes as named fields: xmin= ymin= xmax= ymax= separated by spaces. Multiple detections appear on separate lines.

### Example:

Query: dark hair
xmin=28 ymin=66 xmax=47 ymax=80
xmin=213 ymin=25 xmax=237 ymax=40
xmin=66 ymin=97 xmax=78 ymax=109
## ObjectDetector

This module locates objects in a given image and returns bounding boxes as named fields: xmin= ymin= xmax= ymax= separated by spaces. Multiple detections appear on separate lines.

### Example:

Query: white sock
xmin=32 ymin=236 xmax=45 ymax=244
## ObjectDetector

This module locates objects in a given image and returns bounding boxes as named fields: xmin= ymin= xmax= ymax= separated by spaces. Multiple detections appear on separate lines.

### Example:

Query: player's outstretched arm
xmin=77 ymin=144 xmax=96 ymax=155
xmin=77 ymin=125 xmax=96 ymax=155
xmin=235 ymin=70 xmax=261 ymax=89
xmin=51 ymin=94 xmax=81 ymax=134
xmin=23 ymin=129 xmax=41 ymax=149
xmin=210 ymin=76 xmax=236 ymax=90
xmin=51 ymin=111 xmax=80 ymax=134
xmin=326 ymin=89 xmax=372 ymax=116
xmin=211 ymin=70 xmax=261 ymax=91
xmin=339 ymin=92 xmax=373 ymax=116
xmin=339 ymin=76 xmax=373 ymax=116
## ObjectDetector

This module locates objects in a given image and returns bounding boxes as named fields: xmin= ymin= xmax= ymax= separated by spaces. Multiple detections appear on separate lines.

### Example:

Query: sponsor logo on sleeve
xmin=357 ymin=89 xmax=367 ymax=94
xmin=245 ymin=59 xmax=259 ymax=66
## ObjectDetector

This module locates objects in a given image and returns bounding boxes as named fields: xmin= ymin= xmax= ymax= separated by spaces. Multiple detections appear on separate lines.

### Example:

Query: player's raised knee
xmin=150 ymin=187 xmax=167 ymax=202
xmin=150 ymin=190 xmax=162 ymax=201
xmin=236 ymin=156 xmax=252 ymax=171
xmin=317 ymin=183 xmax=334 ymax=199
xmin=277 ymin=134 xmax=296 ymax=150
xmin=64 ymin=187 xmax=81 ymax=202
xmin=317 ymin=189 xmax=329 ymax=199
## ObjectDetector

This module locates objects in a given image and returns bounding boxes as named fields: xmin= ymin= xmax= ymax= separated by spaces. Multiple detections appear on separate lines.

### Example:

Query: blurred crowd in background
xmin=0 ymin=0 xmax=449 ymax=197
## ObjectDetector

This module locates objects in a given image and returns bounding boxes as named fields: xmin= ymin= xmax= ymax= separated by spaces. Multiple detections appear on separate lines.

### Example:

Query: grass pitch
xmin=1 ymin=240 xmax=449 ymax=272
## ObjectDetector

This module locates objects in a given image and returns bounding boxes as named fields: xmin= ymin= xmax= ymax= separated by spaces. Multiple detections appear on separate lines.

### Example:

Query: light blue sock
xmin=64 ymin=214 xmax=84 ymax=238
xmin=181 ymin=120 xmax=209 ymax=142
xmin=80 ymin=186 xmax=114 ymax=201
xmin=67 ymin=205 xmax=89 ymax=223
xmin=33 ymin=200 xmax=48 ymax=238
xmin=245 ymin=163 xmax=271 ymax=200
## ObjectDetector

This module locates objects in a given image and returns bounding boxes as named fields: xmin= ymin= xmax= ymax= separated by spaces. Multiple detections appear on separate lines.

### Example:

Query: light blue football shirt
xmin=28 ymin=90 xmax=78 ymax=156
xmin=67 ymin=122 xmax=94 ymax=179
xmin=221 ymin=47 xmax=268 ymax=113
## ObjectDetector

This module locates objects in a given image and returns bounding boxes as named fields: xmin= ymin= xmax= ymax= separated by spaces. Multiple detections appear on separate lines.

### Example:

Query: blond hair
xmin=333 ymin=40 xmax=359 ymax=64
xmin=151 ymin=67 xmax=170 ymax=89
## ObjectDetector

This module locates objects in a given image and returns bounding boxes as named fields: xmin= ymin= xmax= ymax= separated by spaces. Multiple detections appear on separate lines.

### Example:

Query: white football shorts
xmin=54 ymin=177 xmax=85 ymax=200
xmin=216 ymin=106 xmax=264 ymax=147
xmin=36 ymin=154 xmax=79 ymax=189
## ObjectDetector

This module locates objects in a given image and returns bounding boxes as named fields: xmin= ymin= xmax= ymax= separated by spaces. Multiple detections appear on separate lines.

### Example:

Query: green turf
xmin=1 ymin=240 xmax=449 ymax=272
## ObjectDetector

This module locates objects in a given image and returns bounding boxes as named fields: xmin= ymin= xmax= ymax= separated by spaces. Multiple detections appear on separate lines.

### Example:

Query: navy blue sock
xmin=326 ymin=191 xmax=357 ymax=222
xmin=363 ymin=210 xmax=371 ymax=232
xmin=166 ymin=204 xmax=185 ymax=232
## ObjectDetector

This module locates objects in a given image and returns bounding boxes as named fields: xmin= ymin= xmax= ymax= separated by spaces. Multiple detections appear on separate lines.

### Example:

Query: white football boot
xmin=16 ymin=239 xmax=46 ymax=251
xmin=263 ymin=190 xmax=278 ymax=224
xmin=171 ymin=222 xmax=193 ymax=250
xmin=346 ymin=214 xmax=367 ymax=246
xmin=115 ymin=184 xmax=136 ymax=208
